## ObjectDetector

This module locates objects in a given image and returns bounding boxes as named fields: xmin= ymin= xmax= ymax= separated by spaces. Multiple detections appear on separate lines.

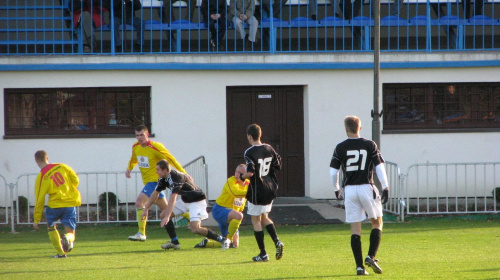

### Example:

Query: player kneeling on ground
xmin=194 ymin=164 xmax=249 ymax=249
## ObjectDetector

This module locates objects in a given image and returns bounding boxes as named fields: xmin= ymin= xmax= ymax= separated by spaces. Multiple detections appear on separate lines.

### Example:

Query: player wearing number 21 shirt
xmin=329 ymin=116 xmax=389 ymax=276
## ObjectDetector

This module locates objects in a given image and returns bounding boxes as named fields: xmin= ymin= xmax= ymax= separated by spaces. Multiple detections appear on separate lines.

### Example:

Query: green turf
xmin=1 ymin=218 xmax=499 ymax=279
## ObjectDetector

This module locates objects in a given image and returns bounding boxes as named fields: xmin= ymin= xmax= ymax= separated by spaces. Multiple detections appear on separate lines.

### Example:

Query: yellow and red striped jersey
xmin=127 ymin=140 xmax=186 ymax=185
xmin=215 ymin=176 xmax=249 ymax=212
xmin=34 ymin=163 xmax=81 ymax=224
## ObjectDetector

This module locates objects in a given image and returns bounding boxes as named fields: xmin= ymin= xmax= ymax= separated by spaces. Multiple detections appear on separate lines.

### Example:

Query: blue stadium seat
xmin=289 ymin=17 xmax=319 ymax=27
xmin=380 ymin=15 xmax=408 ymax=26
xmin=467 ymin=15 xmax=498 ymax=25
xmin=319 ymin=16 xmax=347 ymax=27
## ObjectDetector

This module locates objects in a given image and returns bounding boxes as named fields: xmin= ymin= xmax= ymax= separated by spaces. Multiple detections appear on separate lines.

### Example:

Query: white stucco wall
xmin=1 ymin=54 xmax=499 ymax=201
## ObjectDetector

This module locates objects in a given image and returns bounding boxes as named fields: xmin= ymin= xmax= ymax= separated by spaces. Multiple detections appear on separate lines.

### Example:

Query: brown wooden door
xmin=226 ymin=86 xmax=304 ymax=197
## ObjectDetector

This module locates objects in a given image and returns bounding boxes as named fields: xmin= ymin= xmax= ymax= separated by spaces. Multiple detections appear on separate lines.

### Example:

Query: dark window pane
xmin=4 ymin=87 xmax=151 ymax=137
xmin=383 ymin=83 xmax=500 ymax=132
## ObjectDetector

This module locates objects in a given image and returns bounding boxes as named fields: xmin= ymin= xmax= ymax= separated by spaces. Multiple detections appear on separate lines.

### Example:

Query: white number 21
xmin=346 ymin=150 xmax=367 ymax=172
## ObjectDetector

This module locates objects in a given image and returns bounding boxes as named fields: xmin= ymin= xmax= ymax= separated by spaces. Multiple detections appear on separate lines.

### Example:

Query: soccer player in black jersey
xmin=240 ymin=124 xmax=284 ymax=262
xmin=329 ymin=116 xmax=389 ymax=276
xmin=141 ymin=159 xmax=231 ymax=250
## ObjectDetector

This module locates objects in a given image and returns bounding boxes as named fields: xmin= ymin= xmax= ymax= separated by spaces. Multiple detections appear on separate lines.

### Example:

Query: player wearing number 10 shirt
xmin=34 ymin=150 xmax=81 ymax=258
xmin=241 ymin=124 xmax=284 ymax=263
xmin=329 ymin=116 xmax=389 ymax=276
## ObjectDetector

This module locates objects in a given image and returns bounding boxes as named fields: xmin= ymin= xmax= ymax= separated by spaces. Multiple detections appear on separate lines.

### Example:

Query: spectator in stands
xmin=163 ymin=0 xmax=198 ymax=23
xmin=70 ymin=0 xmax=106 ymax=53
xmin=261 ymin=0 xmax=285 ymax=20
xmin=336 ymin=0 xmax=362 ymax=49
xmin=229 ymin=0 xmax=259 ymax=50
xmin=464 ymin=0 xmax=484 ymax=19
xmin=201 ymin=0 xmax=227 ymax=51
xmin=102 ymin=0 xmax=144 ymax=51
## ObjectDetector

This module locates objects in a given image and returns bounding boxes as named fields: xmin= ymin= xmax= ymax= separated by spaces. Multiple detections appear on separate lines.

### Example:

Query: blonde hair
xmin=344 ymin=116 xmax=361 ymax=134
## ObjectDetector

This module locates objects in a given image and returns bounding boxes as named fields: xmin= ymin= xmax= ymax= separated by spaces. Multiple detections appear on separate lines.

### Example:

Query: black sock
xmin=351 ymin=234 xmax=364 ymax=268
xmin=368 ymin=228 xmax=382 ymax=258
xmin=165 ymin=220 xmax=178 ymax=244
xmin=205 ymin=228 xmax=221 ymax=241
xmin=265 ymin=223 xmax=279 ymax=244
xmin=254 ymin=230 xmax=266 ymax=256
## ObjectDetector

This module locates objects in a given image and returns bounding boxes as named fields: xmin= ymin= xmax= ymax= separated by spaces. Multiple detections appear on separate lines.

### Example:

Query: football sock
xmin=206 ymin=240 xmax=222 ymax=248
xmin=137 ymin=208 xmax=146 ymax=236
xmin=206 ymin=228 xmax=222 ymax=242
xmin=65 ymin=232 xmax=75 ymax=242
xmin=265 ymin=223 xmax=279 ymax=244
xmin=180 ymin=212 xmax=190 ymax=220
xmin=368 ymin=228 xmax=382 ymax=258
xmin=351 ymin=234 xmax=364 ymax=269
xmin=165 ymin=219 xmax=178 ymax=242
xmin=254 ymin=230 xmax=266 ymax=256
xmin=227 ymin=219 xmax=241 ymax=241
xmin=171 ymin=236 xmax=180 ymax=245
xmin=48 ymin=226 xmax=65 ymax=255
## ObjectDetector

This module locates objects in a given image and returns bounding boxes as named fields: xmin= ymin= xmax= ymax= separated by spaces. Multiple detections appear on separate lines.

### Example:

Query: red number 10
xmin=50 ymin=172 xmax=65 ymax=187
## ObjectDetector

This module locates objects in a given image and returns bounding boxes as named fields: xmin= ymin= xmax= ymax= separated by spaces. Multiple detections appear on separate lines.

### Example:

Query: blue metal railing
xmin=0 ymin=0 xmax=499 ymax=55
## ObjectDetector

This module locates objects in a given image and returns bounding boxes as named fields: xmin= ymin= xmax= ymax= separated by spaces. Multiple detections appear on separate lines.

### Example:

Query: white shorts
xmin=247 ymin=202 xmax=273 ymax=216
xmin=344 ymin=184 xmax=383 ymax=223
xmin=173 ymin=199 xmax=209 ymax=222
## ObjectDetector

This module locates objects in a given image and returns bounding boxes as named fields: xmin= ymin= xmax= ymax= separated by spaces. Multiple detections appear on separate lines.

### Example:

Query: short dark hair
xmin=135 ymin=125 xmax=148 ymax=133
xmin=156 ymin=159 xmax=171 ymax=172
xmin=34 ymin=150 xmax=47 ymax=162
xmin=246 ymin=124 xmax=261 ymax=141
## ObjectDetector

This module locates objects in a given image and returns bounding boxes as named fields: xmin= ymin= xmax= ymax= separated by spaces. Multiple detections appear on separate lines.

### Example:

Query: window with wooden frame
xmin=383 ymin=83 xmax=500 ymax=133
xmin=4 ymin=87 xmax=151 ymax=138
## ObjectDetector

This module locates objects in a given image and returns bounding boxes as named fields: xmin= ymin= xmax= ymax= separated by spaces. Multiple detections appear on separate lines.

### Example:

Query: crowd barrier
xmin=2 ymin=160 xmax=499 ymax=232
xmin=1 ymin=155 xmax=208 ymax=232
xmin=1 ymin=0 xmax=499 ymax=54
xmin=403 ymin=162 xmax=500 ymax=218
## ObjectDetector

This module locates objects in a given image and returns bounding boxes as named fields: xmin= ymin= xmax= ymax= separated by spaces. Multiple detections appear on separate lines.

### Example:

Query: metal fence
xmin=1 ymin=0 xmax=499 ymax=55
xmin=383 ymin=161 xmax=404 ymax=220
xmin=404 ymin=162 xmax=500 ymax=216
xmin=2 ymin=155 xmax=208 ymax=231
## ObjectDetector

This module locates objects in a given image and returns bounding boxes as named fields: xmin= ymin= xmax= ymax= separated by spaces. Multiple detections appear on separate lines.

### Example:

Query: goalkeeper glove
xmin=335 ymin=190 xmax=343 ymax=200
xmin=381 ymin=189 xmax=389 ymax=204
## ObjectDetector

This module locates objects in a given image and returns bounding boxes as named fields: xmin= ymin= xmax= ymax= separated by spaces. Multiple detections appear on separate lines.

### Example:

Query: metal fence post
xmin=9 ymin=183 xmax=15 ymax=233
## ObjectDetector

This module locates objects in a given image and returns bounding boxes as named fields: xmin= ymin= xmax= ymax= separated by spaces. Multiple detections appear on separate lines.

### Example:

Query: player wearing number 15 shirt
xmin=241 ymin=124 xmax=284 ymax=262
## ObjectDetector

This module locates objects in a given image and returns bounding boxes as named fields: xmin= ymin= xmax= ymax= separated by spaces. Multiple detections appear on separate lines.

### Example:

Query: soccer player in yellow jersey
xmin=126 ymin=125 xmax=186 ymax=241
xmin=194 ymin=164 xmax=249 ymax=249
xmin=33 ymin=150 xmax=81 ymax=258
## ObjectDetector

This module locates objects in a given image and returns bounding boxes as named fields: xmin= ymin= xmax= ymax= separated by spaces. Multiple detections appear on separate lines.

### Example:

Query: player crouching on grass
xmin=141 ymin=159 xmax=231 ymax=250
xmin=33 ymin=150 xmax=81 ymax=258
xmin=329 ymin=116 xmax=389 ymax=276
xmin=194 ymin=164 xmax=249 ymax=249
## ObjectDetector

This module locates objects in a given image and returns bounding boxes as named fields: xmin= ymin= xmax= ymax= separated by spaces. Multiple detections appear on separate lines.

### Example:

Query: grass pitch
xmin=1 ymin=217 xmax=499 ymax=279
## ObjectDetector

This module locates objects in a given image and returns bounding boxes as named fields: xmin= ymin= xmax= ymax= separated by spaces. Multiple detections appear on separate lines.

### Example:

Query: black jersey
xmin=244 ymin=144 xmax=282 ymax=205
xmin=329 ymin=138 xmax=385 ymax=187
xmin=155 ymin=169 xmax=206 ymax=203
